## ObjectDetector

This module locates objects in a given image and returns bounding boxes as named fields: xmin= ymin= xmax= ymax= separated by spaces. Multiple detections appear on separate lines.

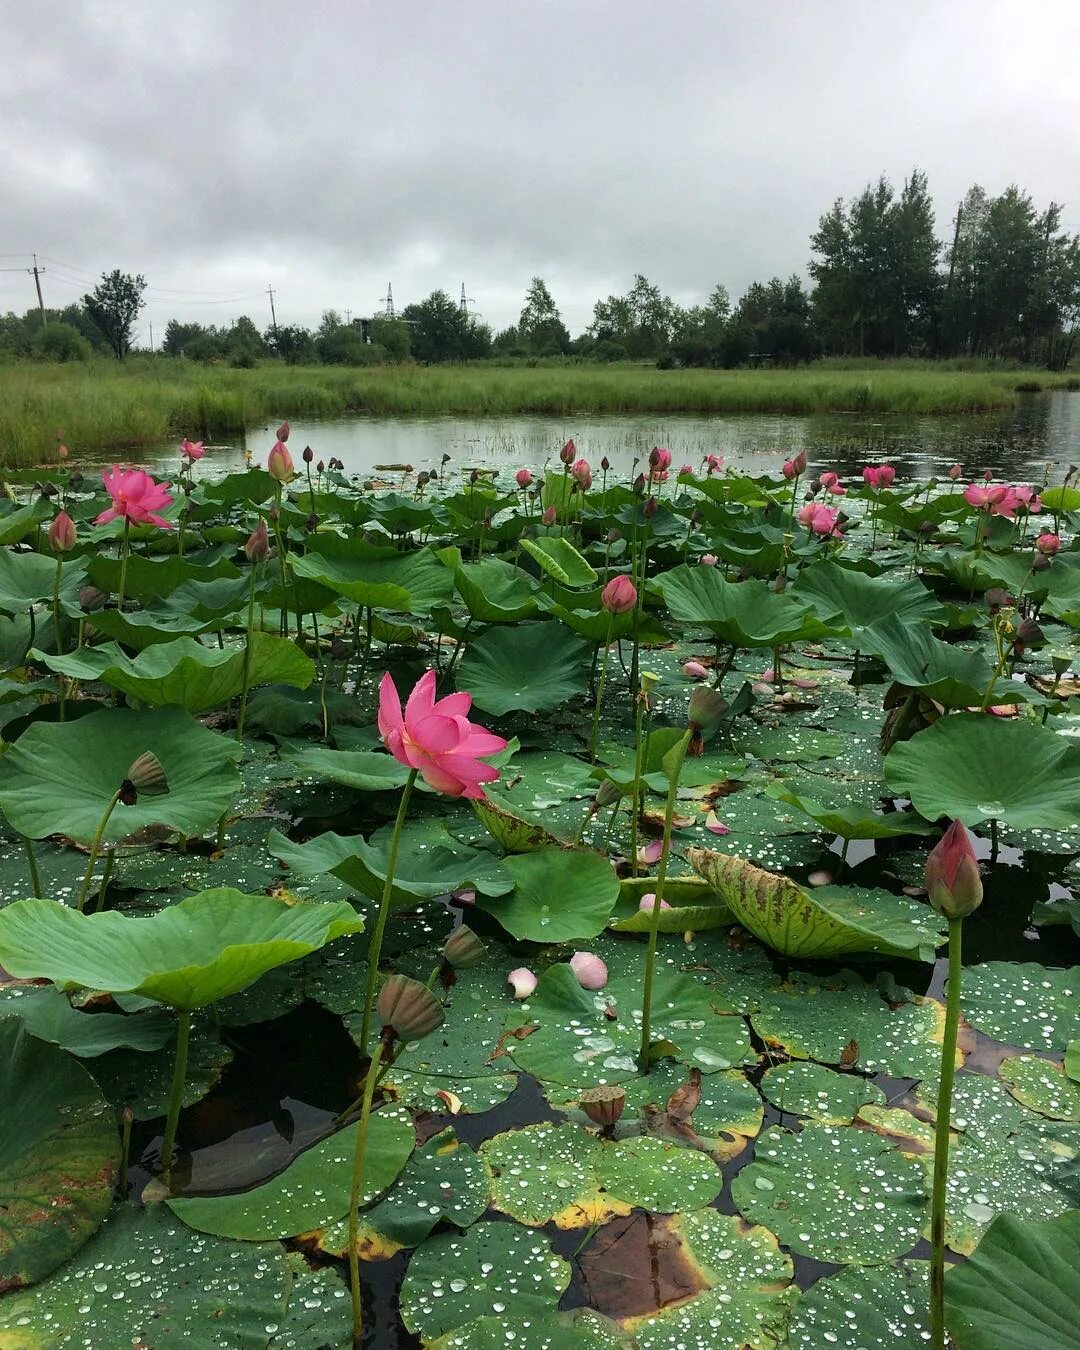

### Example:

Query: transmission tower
xmin=459 ymin=282 xmax=479 ymax=316
xmin=381 ymin=282 xmax=395 ymax=319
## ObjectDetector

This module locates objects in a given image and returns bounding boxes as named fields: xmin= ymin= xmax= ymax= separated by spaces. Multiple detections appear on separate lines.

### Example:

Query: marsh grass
xmin=0 ymin=359 xmax=1076 ymax=467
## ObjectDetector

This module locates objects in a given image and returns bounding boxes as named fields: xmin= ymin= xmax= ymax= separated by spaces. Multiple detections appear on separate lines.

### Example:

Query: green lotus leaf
xmin=687 ymin=849 xmax=944 ymax=961
xmin=0 ymin=888 xmax=364 ymax=1010
xmin=766 ymin=783 xmax=937 ymax=841
xmin=862 ymin=615 xmax=1025 ymax=706
xmin=594 ymin=1134 xmax=723 ymax=1213
xmin=945 ymin=1210 xmax=1080 ymax=1350
xmin=428 ymin=1311 xmax=628 ymax=1350
xmin=358 ymin=1128 xmax=489 ymax=1250
xmin=788 ymin=1261 xmax=930 ymax=1349
xmin=289 ymin=539 xmax=454 ymax=614
xmin=471 ymin=796 xmax=568 ymax=851
xmin=452 ymin=557 xmax=539 ymax=622
xmin=33 ymin=632 xmax=314 ymax=714
xmin=520 ymin=535 xmax=598 ymax=587
xmin=273 ymin=1254 xmax=353 ymax=1349
xmin=759 ymin=1060 xmax=885 ymax=1123
xmin=168 ymin=1108 xmax=414 ymax=1239
xmin=0 ymin=551 xmax=86 ymax=616
xmin=608 ymin=874 xmax=735 ymax=933
xmin=0 ymin=983 xmax=172 ymax=1056
xmin=285 ymin=745 xmax=410 ymax=792
xmin=89 ymin=1012 xmax=232 ymax=1119
xmin=457 ymin=621 xmax=592 ymax=715
xmin=651 ymin=564 xmax=841 ymax=647
xmin=88 ymin=603 xmax=242 ymax=650
xmin=479 ymin=846 xmax=619 ymax=941
xmin=792 ymin=558 xmax=944 ymax=637
xmin=1000 ymin=1054 xmax=1080 ymax=1121
xmin=1067 ymin=1040 xmax=1080 ymax=1083
xmin=732 ymin=1121 xmax=928 ymax=1263
xmin=0 ymin=1202 xmax=290 ymax=1346
xmin=0 ymin=500 xmax=50 ymax=547
xmin=400 ymin=1221 xmax=571 ymax=1344
xmin=0 ymin=1021 xmax=119 ymax=1290
xmin=0 ymin=706 xmax=243 ymax=843
xmin=960 ymin=962 xmax=1080 ymax=1054
xmin=86 ymin=551 xmax=241 ymax=601
xmin=884 ymin=713 xmax=1080 ymax=829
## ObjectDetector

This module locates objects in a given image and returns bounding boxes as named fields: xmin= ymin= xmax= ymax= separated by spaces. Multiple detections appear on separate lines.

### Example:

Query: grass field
xmin=0 ymin=359 xmax=1076 ymax=467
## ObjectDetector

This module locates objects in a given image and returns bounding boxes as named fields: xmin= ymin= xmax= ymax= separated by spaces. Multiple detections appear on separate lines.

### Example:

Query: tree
xmin=82 ymin=270 xmax=147 ymax=359
xmin=268 ymin=324 xmax=316 ymax=365
xmin=31 ymin=322 xmax=90 ymax=362
xmin=162 ymin=320 xmax=212 ymax=357
xmin=402 ymin=291 xmax=491 ymax=362
xmin=368 ymin=317 xmax=411 ymax=362
xmin=518 ymin=277 xmax=571 ymax=355
xmin=587 ymin=274 xmax=682 ymax=358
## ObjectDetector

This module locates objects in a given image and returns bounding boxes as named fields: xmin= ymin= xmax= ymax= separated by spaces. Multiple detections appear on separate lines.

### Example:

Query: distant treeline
xmin=3 ymin=171 xmax=1078 ymax=371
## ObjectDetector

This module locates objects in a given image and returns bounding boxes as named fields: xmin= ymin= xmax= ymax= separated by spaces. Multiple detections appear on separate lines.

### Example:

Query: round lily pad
xmin=961 ymin=962 xmax=1080 ymax=1054
xmin=595 ymin=1136 xmax=722 ymax=1212
xmin=400 ymin=1222 xmax=571 ymax=1344
xmin=732 ymin=1122 xmax=928 ymax=1264
xmin=759 ymin=1061 xmax=885 ymax=1124
xmin=457 ymin=621 xmax=592 ymax=715
xmin=0 ymin=1021 xmax=119 ymax=1291
xmin=428 ymin=1309 xmax=627 ymax=1349
xmin=624 ymin=1209 xmax=797 ymax=1350
xmin=481 ymin=1123 xmax=621 ymax=1229
xmin=355 ymin=1127 xmax=489 ymax=1251
xmin=787 ymin=1261 xmax=930 ymax=1349
xmin=0 ymin=1202 xmax=290 ymax=1346
xmin=1001 ymin=1055 xmax=1080 ymax=1121
xmin=479 ymin=847 xmax=620 ymax=943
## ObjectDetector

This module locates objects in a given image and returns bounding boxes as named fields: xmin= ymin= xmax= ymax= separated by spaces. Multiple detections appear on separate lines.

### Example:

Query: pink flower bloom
xmin=48 ymin=510 xmax=77 ymax=552
xmin=515 ymin=468 xmax=532 ymax=488
xmin=704 ymin=453 xmax=724 ymax=475
xmin=798 ymin=502 xmax=842 ymax=537
xmin=819 ymin=471 xmax=846 ymax=497
xmin=679 ymin=463 xmax=693 ymax=476
xmin=649 ymin=447 xmax=672 ymax=471
xmin=267 ymin=441 xmax=295 ymax=483
xmin=1036 ymin=532 xmax=1061 ymax=555
xmin=862 ymin=464 xmax=895 ymax=488
xmin=601 ymin=575 xmax=637 ymax=614
xmin=682 ymin=660 xmax=709 ymax=680
xmin=180 ymin=438 xmax=205 ymax=461
xmin=925 ymin=819 xmax=983 ymax=919
xmin=782 ymin=452 xmax=807 ymax=480
xmin=94 ymin=467 xmax=174 ymax=529
xmin=569 ymin=952 xmax=608 ymax=990
xmin=699 ymin=554 xmax=718 ymax=566
xmin=648 ymin=469 xmax=669 ymax=484
xmin=571 ymin=458 xmax=592 ymax=490
xmin=378 ymin=669 xmax=508 ymax=800
xmin=244 ymin=519 xmax=270 ymax=563
xmin=638 ymin=893 xmax=672 ymax=912
xmin=1011 ymin=485 xmax=1042 ymax=514
xmin=560 ymin=439 xmax=576 ymax=465
xmin=507 ymin=967 xmax=537 ymax=999
xmin=948 ymin=464 xmax=963 ymax=480
xmin=541 ymin=505 xmax=557 ymax=526
xmin=963 ymin=483 xmax=1008 ymax=511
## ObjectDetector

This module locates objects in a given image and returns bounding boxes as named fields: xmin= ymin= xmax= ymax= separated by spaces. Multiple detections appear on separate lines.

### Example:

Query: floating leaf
xmin=0 ymin=984 xmax=171 ymax=1057
xmin=787 ymin=1261 xmax=930 ymax=1349
xmin=594 ymin=1135 xmax=722 ymax=1213
xmin=0 ymin=1021 xmax=118 ymax=1291
xmin=481 ymin=1122 xmax=624 ymax=1228
xmin=290 ymin=540 xmax=454 ymax=614
xmin=457 ymin=622 xmax=592 ymax=715
xmin=961 ymin=962 xmax=1080 ymax=1054
xmin=479 ymin=847 xmax=619 ymax=942
xmin=285 ymin=745 xmax=410 ymax=792
xmin=1000 ymin=1055 xmax=1080 ymax=1121
xmin=759 ymin=1061 xmax=885 ymax=1124
xmin=359 ymin=1128 xmax=489 ymax=1250
xmin=766 ymin=783 xmax=936 ymax=841
xmin=652 ymin=564 xmax=840 ymax=647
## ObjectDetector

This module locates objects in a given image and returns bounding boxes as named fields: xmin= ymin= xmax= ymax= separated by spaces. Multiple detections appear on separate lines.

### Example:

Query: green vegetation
xmin=2 ymin=359 xmax=1079 ymax=468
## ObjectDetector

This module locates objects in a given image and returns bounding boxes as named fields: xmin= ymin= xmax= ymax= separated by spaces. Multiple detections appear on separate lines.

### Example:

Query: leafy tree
xmin=31 ymin=322 xmax=91 ymax=363
xmin=162 ymin=320 xmax=213 ymax=357
xmin=402 ymin=291 xmax=491 ymax=362
xmin=268 ymin=324 xmax=316 ymax=365
xmin=82 ymin=270 xmax=147 ymax=359
xmin=518 ymin=277 xmax=571 ymax=355
xmin=368 ymin=317 xmax=411 ymax=362
xmin=587 ymin=274 xmax=682 ymax=358
xmin=224 ymin=316 xmax=267 ymax=366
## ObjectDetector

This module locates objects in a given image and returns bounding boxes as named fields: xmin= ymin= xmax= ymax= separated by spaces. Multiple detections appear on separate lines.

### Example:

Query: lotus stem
xmin=639 ymin=730 xmax=691 ymax=1071
xmin=930 ymin=915 xmax=963 ymax=1350
xmin=92 ymin=848 xmax=116 ymax=913
xmin=629 ymin=686 xmax=646 ymax=876
xmin=272 ymin=485 xmax=290 ymax=638
xmin=349 ymin=1032 xmax=388 ymax=1348
xmin=235 ymin=564 xmax=259 ymax=744
xmin=22 ymin=836 xmax=41 ymax=897
xmin=160 ymin=1007 xmax=191 ymax=1191
xmin=118 ymin=1106 xmax=133 ymax=1198
xmin=357 ymin=768 xmax=418 ymax=1057
xmin=588 ymin=615 xmax=615 ymax=763
xmin=76 ymin=789 xmax=122 ymax=911
xmin=51 ymin=559 xmax=66 ymax=722
xmin=115 ymin=518 xmax=131 ymax=613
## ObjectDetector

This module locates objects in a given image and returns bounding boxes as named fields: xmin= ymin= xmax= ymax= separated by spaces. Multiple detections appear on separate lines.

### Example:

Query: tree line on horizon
xmin=3 ymin=172 xmax=1078 ymax=370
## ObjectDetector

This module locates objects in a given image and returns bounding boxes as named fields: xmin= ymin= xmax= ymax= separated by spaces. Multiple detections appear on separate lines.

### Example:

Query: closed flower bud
xmin=633 ymin=473 xmax=646 ymax=496
xmin=600 ymin=456 xmax=611 ymax=472
xmin=442 ymin=924 xmax=486 ymax=969
xmin=948 ymin=463 xmax=963 ymax=480
xmin=682 ymin=660 xmax=709 ymax=680
xmin=643 ymin=496 xmax=658 ymax=518
xmin=925 ymin=820 xmax=983 ymax=919
xmin=601 ymin=574 xmax=637 ymax=614
xmin=569 ymin=951 xmax=608 ymax=990
xmin=276 ymin=420 xmax=291 ymax=443
xmin=267 ymin=441 xmax=295 ymax=483
xmin=507 ymin=967 xmax=537 ymax=999
xmin=316 ymin=459 xmax=326 ymax=473
xmin=301 ymin=446 xmax=313 ymax=464
xmin=244 ymin=519 xmax=270 ymax=563
xmin=376 ymin=974 xmax=444 ymax=1041
xmin=48 ymin=510 xmax=77 ymax=553
xmin=579 ymin=1084 xmax=626 ymax=1128
xmin=541 ymin=506 xmax=557 ymax=526
xmin=79 ymin=585 xmax=106 ymax=612
xmin=516 ymin=468 xmax=532 ymax=488
xmin=1036 ymin=533 xmax=1061 ymax=556
xmin=560 ymin=439 xmax=576 ymax=465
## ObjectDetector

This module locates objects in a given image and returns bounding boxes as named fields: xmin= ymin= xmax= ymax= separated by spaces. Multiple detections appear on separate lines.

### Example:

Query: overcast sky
xmin=3 ymin=0 xmax=1080 ymax=344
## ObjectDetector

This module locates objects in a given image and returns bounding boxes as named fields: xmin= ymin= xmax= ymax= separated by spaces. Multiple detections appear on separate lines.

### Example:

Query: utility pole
xmin=381 ymin=282 xmax=395 ymax=319
xmin=30 ymin=254 xmax=46 ymax=327
xmin=148 ymin=321 xmax=155 ymax=354
xmin=266 ymin=284 xmax=279 ymax=336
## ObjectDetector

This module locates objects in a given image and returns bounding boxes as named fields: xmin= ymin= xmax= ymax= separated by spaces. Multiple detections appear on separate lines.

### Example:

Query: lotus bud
xmin=601 ymin=575 xmax=637 ymax=614
xmin=925 ymin=819 xmax=983 ymax=919
xmin=276 ymin=420 xmax=291 ymax=443
xmin=1036 ymin=533 xmax=1061 ymax=556
xmin=643 ymin=496 xmax=658 ymax=519
xmin=569 ymin=952 xmax=608 ymax=990
xmin=79 ymin=585 xmax=106 ymax=612
xmin=638 ymin=892 xmax=672 ymax=912
xmin=985 ymin=588 xmax=1014 ymax=612
xmin=516 ymin=468 xmax=532 ymax=488
xmin=606 ymin=528 xmax=621 ymax=544
xmin=442 ymin=924 xmax=486 ymax=970
xmin=571 ymin=459 xmax=592 ymax=490
xmin=305 ymin=512 xmax=319 ymax=533
xmin=244 ymin=519 xmax=270 ymax=563
xmin=48 ymin=510 xmax=77 ymax=553
xmin=376 ymin=974 xmax=444 ymax=1042
xmin=507 ymin=967 xmax=537 ymax=999
xmin=316 ymin=459 xmax=325 ymax=474
xmin=688 ymin=686 xmax=728 ymax=734
xmin=123 ymin=751 xmax=169 ymax=803
xmin=948 ymin=463 xmax=962 ymax=480
xmin=600 ymin=456 xmax=611 ymax=472
xmin=594 ymin=776 xmax=622 ymax=809
xmin=682 ymin=660 xmax=709 ymax=680
xmin=298 ymin=446 xmax=312 ymax=466
xmin=579 ymin=1084 xmax=626 ymax=1128
xmin=1032 ymin=553 xmax=1050 ymax=572
xmin=633 ymin=473 xmax=646 ymax=496
xmin=1014 ymin=616 xmax=1046 ymax=648
xmin=541 ymin=506 xmax=557 ymax=526
xmin=267 ymin=441 xmax=295 ymax=483
xmin=560 ymin=439 xmax=576 ymax=465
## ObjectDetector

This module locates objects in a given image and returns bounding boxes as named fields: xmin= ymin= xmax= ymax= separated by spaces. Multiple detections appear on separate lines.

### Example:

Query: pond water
xmin=124 ymin=390 xmax=1080 ymax=484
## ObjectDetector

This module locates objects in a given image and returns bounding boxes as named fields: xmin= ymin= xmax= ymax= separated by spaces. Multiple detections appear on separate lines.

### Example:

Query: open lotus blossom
xmin=569 ymin=952 xmax=608 ymax=990
xmin=94 ymin=467 xmax=174 ymax=529
xmin=180 ymin=438 xmax=205 ymax=461
xmin=963 ymin=482 xmax=1009 ymax=512
xmin=819 ymin=471 xmax=846 ymax=497
xmin=704 ymin=453 xmax=724 ymax=474
xmin=782 ymin=452 xmax=807 ymax=480
xmin=649 ymin=447 xmax=672 ymax=472
xmin=638 ymin=893 xmax=672 ymax=913
xmin=601 ymin=574 xmax=637 ymax=614
xmin=682 ymin=660 xmax=709 ymax=680
xmin=507 ymin=967 xmax=537 ymax=999
xmin=378 ymin=669 xmax=507 ymax=799
xmin=862 ymin=464 xmax=895 ymax=488
xmin=1036 ymin=532 xmax=1061 ymax=555
xmin=515 ymin=468 xmax=532 ymax=488
xmin=798 ymin=502 xmax=843 ymax=537
xmin=1011 ymin=484 xmax=1042 ymax=513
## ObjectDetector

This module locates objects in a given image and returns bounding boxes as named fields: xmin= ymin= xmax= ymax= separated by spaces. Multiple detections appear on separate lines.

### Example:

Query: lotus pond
xmin=0 ymin=437 xmax=1077 ymax=1348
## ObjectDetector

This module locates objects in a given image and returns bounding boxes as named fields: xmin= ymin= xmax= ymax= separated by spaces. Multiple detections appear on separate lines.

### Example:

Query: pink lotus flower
xmin=601 ymin=575 xmax=637 ymax=614
xmin=244 ymin=519 xmax=270 ymax=563
xmin=276 ymin=419 xmax=291 ymax=443
xmin=569 ymin=952 xmax=608 ymax=990
xmin=515 ymin=468 xmax=532 ymax=488
xmin=638 ymin=892 xmax=672 ymax=913
xmin=1036 ymin=532 xmax=1061 ymax=555
xmin=571 ymin=459 xmax=592 ymax=490
xmin=541 ymin=505 xmax=557 ymax=526
xmin=862 ymin=464 xmax=895 ymax=488
xmin=378 ymin=669 xmax=508 ymax=799
xmin=48 ymin=510 xmax=77 ymax=552
xmin=180 ymin=438 xmax=205 ymax=461
xmin=964 ymin=483 xmax=1008 ymax=512
xmin=1012 ymin=484 xmax=1042 ymax=514
xmin=57 ymin=443 xmax=69 ymax=460
xmin=782 ymin=452 xmax=807 ymax=480
xmin=507 ymin=967 xmax=537 ymax=999
xmin=704 ymin=453 xmax=724 ymax=475
xmin=560 ymin=439 xmax=576 ymax=465
xmin=925 ymin=819 xmax=983 ymax=919
xmin=819 ymin=471 xmax=846 ymax=497
xmin=948 ymin=464 xmax=963 ymax=480
xmin=798 ymin=502 xmax=842 ymax=537
xmin=679 ymin=463 xmax=693 ymax=476
xmin=682 ymin=660 xmax=709 ymax=680
xmin=649 ymin=447 xmax=672 ymax=472
xmin=699 ymin=554 xmax=718 ymax=566
xmin=267 ymin=441 xmax=295 ymax=483
xmin=94 ymin=467 xmax=174 ymax=529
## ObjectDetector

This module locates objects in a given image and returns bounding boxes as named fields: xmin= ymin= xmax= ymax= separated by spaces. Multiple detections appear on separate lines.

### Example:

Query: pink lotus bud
xmin=601 ymin=575 xmax=637 ymax=614
xmin=643 ymin=496 xmax=658 ymax=518
xmin=560 ymin=439 xmax=576 ymax=465
xmin=949 ymin=464 xmax=963 ymax=480
xmin=267 ymin=441 xmax=295 ymax=483
xmin=699 ymin=554 xmax=718 ymax=566
xmin=317 ymin=459 xmax=325 ymax=473
xmin=633 ymin=473 xmax=647 ymax=495
xmin=276 ymin=420 xmax=291 ymax=443
xmin=682 ymin=660 xmax=709 ymax=680
xmin=571 ymin=459 xmax=592 ymax=490
xmin=984 ymin=468 xmax=994 ymax=481
xmin=819 ymin=471 xmax=846 ymax=497
xmin=541 ymin=505 xmax=557 ymax=526
xmin=569 ymin=951 xmax=608 ymax=990
xmin=649 ymin=447 xmax=672 ymax=471
xmin=516 ymin=468 xmax=532 ymax=488
xmin=638 ymin=893 xmax=672 ymax=913
xmin=925 ymin=819 xmax=983 ymax=919
xmin=600 ymin=456 xmax=611 ymax=472
xmin=782 ymin=452 xmax=807 ymax=480
xmin=57 ymin=443 xmax=69 ymax=460
xmin=507 ymin=967 xmax=537 ymax=999
xmin=244 ymin=519 xmax=270 ymax=563
xmin=876 ymin=465 xmax=896 ymax=486
xmin=48 ymin=510 xmax=77 ymax=553
xmin=679 ymin=463 xmax=693 ymax=476
xmin=302 ymin=445 xmax=314 ymax=464
xmin=1036 ymin=532 xmax=1061 ymax=556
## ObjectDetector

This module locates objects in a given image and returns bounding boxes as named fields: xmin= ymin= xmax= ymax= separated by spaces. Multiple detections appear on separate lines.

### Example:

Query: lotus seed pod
xmin=580 ymin=1084 xmax=626 ymax=1128
xmin=126 ymin=751 xmax=169 ymax=798
xmin=376 ymin=974 xmax=445 ymax=1041
xmin=442 ymin=924 xmax=486 ymax=970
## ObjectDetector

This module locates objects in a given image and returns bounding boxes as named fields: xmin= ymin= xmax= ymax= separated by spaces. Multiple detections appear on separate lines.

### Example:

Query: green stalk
xmin=357 ymin=769 xmax=418 ymax=1057
xmin=628 ymin=686 xmax=646 ymax=876
xmin=115 ymin=518 xmax=131 ymax=613
xmin=22 ymin=837 xmax=41 ymax=897
xmin=118 ymin=1107 xmax=133 ymax=1197
xmin=588 ymin=615 xmax=615 ymax=763
xmin=272 ymin=485 xmax=290 ymax=638
xmin=92 ymin=848 xmax=116 ymax=913
xmin=349 ymin=1034 xmax=387 ymax=1348
xmin=639 ymin=730 xmax=691 ymax=1071
xmin=52 ymin=557 xmax=66 ymax=721
xmin=930 ymin=916 xmax=963 ymax=1350
xmin=76 ymin=790 xmax=122 ymax=911
xmin=160 ymin=1008 xmax=191 ymax=1190
xmin=235 ymin=564 xmax=259 ymax=743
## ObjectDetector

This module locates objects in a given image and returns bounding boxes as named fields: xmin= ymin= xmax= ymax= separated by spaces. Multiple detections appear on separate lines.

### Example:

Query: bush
xmin=31 ymin=323 xmax=91 ymax=363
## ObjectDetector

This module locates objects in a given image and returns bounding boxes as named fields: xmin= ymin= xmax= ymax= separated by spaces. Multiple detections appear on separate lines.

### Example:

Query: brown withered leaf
xmin=666 ymin=1068 xmax=702 ymax=1124
xmin=488 ymin=1023 xmax=538 ymax=1062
